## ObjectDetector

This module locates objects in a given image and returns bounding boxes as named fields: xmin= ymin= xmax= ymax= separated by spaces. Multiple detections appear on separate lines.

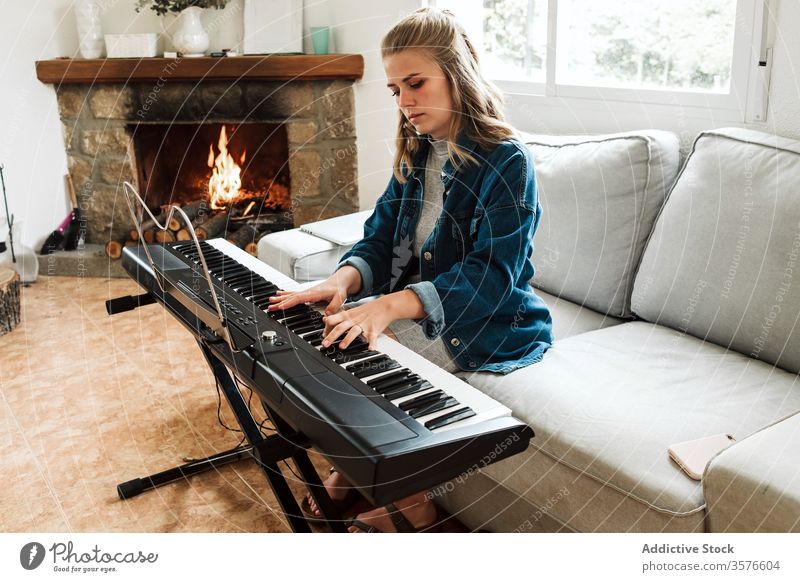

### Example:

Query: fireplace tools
xmin=0 ymin=164 xmax=15 ymax=262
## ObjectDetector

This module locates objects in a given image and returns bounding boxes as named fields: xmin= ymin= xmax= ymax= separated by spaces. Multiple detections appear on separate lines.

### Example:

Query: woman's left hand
xmin=321 ymin=296 xmax=396 ymax=351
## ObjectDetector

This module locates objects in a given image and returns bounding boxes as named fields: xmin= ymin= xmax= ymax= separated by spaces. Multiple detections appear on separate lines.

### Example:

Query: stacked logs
xmin=105 ymin=200 xmax=292 ymax=260
xmin=0 ymin=267 xmax=21 ymax=336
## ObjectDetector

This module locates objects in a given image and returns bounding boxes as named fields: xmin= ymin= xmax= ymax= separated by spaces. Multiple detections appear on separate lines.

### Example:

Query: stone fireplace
xmin=46 ymin=57 xmax=361 ymax=247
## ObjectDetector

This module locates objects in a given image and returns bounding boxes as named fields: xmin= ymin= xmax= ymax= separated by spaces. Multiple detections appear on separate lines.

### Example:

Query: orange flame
xmin=207 ymin=126 xmax=244 ymax=210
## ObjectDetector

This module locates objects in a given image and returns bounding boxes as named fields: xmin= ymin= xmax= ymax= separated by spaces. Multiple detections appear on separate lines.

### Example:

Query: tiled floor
xmin=0 ymin=276 xmax=464 ymax=533
xmin=1 ymin=275 xmax=298 ymax=532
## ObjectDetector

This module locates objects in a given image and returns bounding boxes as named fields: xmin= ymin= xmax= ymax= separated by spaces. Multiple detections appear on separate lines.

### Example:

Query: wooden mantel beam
xmin=36 ymin=54 xmax=364 ymax=84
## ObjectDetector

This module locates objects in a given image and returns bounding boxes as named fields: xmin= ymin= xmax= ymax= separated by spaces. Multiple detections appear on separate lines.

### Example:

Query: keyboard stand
xmin=112 ymin=182 xmax=347 ymax=533
xmin=109 ymin=291 xmax=347 ymax=533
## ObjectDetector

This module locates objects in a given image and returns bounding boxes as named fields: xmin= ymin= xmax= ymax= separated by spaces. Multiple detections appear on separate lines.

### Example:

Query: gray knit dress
xmin=386 ymin=136 xmax=460 ymax=373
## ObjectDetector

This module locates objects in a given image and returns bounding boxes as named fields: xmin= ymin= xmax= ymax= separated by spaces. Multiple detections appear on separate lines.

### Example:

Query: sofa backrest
xmin=632 ymin=127 xmax=800 ymax=375
xmin=522 ymin=130 xmax=680 ymax=317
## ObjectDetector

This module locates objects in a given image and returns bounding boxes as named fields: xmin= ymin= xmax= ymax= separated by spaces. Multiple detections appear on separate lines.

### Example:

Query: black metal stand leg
xmin=117 ymin=446 xmax=254 ymax=500
xmin=116 ymin=338 xmax=344 ymax=533
xmin=262 ymin=402 xmax=348 ymax=533
xmin=196 ymin=341 xmax=312 ymax=533
xmin=291 ymin=451 xmax=348 ymax=533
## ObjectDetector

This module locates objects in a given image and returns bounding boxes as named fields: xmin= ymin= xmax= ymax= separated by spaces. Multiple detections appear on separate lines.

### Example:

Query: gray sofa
xmin=263 ymin=126 xmax=800 ymax=532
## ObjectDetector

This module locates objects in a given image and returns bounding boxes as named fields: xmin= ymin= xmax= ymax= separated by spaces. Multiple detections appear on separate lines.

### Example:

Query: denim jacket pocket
xmin=450 ymin=217 xmax=471 ymax=258
xmin=469 ymin=211 xmax=483 ymax=238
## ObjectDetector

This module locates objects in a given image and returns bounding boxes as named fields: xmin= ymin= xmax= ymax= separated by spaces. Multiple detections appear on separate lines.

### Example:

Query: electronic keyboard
xmin=121 ymin=238 xmax=533 ymax=505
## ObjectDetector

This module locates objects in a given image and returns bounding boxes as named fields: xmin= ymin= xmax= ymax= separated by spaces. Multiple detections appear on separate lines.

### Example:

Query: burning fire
xmin=207 ymin=125 xmax=246 ymax=210
xmin=206 ymin=125 xmax=291 ymax=212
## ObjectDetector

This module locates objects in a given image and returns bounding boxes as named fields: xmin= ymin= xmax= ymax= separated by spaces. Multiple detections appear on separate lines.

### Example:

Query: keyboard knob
xmin=261 ymin=330 xmax=278 ymax=342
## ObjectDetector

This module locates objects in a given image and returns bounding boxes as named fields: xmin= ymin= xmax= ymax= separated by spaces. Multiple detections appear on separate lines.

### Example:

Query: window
xmin=433 ymin=0 xmax=765 ymax=117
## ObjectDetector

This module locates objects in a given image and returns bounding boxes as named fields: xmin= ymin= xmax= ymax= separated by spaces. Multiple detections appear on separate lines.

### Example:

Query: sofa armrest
xmin=256 ymin=210 xmax=371 ymax=283
xmin=703 ymin=411 xmax=800 ymax=532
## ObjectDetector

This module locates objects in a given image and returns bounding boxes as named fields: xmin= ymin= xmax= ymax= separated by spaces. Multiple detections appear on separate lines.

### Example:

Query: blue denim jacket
xmin=338 ymin=131 xmax=553 ymax=374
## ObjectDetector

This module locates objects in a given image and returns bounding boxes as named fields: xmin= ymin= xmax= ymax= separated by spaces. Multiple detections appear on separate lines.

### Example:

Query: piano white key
xmin=373 ymin=335 xmax=511 ymax=432
xmin=206 ymin=238 xmax=513 ymax=433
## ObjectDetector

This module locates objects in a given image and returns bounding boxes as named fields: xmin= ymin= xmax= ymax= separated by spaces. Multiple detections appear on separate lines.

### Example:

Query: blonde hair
xmin=382 ymin=7 xmax=517 ymax=183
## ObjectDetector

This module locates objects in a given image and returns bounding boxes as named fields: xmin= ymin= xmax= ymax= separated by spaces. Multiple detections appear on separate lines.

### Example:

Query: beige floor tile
xmin=1 ymin=275 xmax=465 ymax=533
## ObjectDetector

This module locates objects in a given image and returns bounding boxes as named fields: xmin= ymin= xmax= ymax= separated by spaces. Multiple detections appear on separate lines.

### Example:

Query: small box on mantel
xmin=104 ymin=33 xmax=160 ymax=58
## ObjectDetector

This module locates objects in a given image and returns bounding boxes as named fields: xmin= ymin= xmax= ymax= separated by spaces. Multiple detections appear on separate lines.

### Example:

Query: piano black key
xmin=344 ymin=354 xmax=385 ymax=370
xmin=424 ymin=407 xmax=477 ymax=431
xmin=368 ymin=370 xmax=418 ymax=391
xmin=231 ymin=279 xmax=262 ymax=292
xmin=246 ymin=288 xmax=278 ymax=302
xmin=399 ymin=390 xmax=445 ymax=412
xmin=325 ymin=340 xmax=369 ymax=357
xmin=373 ymin=372 xmax=425 ymax=400
xmin=380 ymin=380 xmax=432 ymax=401
xmin=331 ymin=349 xmax=380 ymax=364
xmin=346 ymin=355 xmax=391 ymax=374
xmin=269 ymin=305 xmax=309 ymax=319
xmin=282 ymin=312 xmax=320 ymax=326
xmin=292 ymin=322 xmax=325 ymax=335
xmin=224 ymin=273 xmax=255 ymax=286
xmin=285 ymin=316 xmax=314 ymax=329
xmin=353 ymin=359 xmax=401 ymax=379
xmin=341 ymin=338 xmax=369 ymax=351
xmin=409 ymin=397 xmax=458 ymax=419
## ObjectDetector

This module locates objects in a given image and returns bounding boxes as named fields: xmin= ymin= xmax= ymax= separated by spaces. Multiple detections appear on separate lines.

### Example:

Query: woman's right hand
xmin=266 ymin=265 xmax=362 ymax=316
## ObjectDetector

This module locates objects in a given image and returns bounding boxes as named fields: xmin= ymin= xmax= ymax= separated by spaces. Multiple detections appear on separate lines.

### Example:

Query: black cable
xmin=282 ymin=459 xmax=303 ymax=482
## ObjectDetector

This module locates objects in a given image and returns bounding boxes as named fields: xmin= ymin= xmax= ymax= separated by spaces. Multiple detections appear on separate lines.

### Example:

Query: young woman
xmin=268 ymin=7 xmax=552 ymax=532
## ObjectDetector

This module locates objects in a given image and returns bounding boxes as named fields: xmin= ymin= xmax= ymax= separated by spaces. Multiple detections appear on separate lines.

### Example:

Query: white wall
xmin=4 ymin=0 xmax=800 ymax=249
xmin=328 ymin=0 xmax=422 ymax=210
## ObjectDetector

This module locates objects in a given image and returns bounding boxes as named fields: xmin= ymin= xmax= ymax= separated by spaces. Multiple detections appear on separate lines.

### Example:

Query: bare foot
xmin=307 ymin=470 xmax=354 ymax=517
xmin=347 ymin=491 xmax=438 ymax=533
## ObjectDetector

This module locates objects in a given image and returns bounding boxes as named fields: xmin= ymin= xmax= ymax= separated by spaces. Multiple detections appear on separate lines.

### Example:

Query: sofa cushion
xmin=704 ymin=410 xmax=800 ymax=532
xmin=257 ymin=228 xmax=354 ymax=282
xmin=523 ymin=130 xmax=680 ymax=318
xmin=632 ymin=127 xmax=800 ymax=375
xmin=460 ymin=321 xmax=800 ymax=532
xmin=535 ymin=288 xmax=623 ymax=340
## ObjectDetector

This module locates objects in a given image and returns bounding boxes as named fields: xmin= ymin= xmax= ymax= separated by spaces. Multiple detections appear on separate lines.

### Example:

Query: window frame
xmin=432 ymin=0 xmax=763 ymax=120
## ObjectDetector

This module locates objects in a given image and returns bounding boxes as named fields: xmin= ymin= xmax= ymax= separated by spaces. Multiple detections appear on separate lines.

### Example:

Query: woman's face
xmin=383 ymin=49 xmax=456 ymax=141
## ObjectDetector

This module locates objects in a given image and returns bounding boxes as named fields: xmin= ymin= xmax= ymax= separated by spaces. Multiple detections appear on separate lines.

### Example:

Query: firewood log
xmin=140 ymin=210 xmax=168 ymax=234
xmin=196 ymin=212 xmax=229 ymax=240
xmin=0 ymin=267 xmax=21 ymax=336
xmin=167 ymin=214 xmax=182 ymax=232
xmin=104 ymin=239 xmax=127 ymax=259
xmin=176 ymin=200 xmax=209 ymax=225
xmin=177 ymin=214 xmax=211 ymax=241
xmin=226 ymin=224 xmax=259 ymax=250
xmin=155 ymin=229 xmax=175 ymax=243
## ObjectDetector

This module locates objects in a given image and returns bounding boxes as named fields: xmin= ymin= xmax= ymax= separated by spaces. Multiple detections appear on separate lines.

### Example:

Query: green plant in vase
xmin=136 ymin=0 xmax=229 ymax=57
xmin=135 ymin=0 xmax=228 ymax=16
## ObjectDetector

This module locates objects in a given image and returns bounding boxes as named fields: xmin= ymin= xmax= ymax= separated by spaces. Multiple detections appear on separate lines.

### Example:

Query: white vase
xmin=172 ymin=7 xmax=209 ymax=57
xmin=75 ymin=0 xmax=105 ymax=59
